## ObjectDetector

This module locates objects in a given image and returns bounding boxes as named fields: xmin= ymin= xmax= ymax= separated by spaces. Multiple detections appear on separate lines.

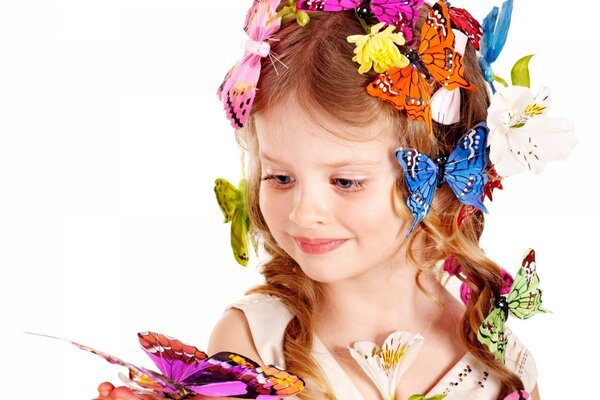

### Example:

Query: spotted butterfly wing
xmin=395 ymin=148 xmax=439 ymax=234
xmin=138 ymin=332 xmax=209 ymax=383
xmin=217 ymin=0 xmax=282 ymax=129
xmin=477 ymin=307 xmax=507 ymax=361
xmin=214 ymin=178 xmax=251 ymax=266
xmin=443 ymin=122 xmax=489 ymax=212
xmin=506 ymin=249 xmax=545 ymax=319
xmin=448 ymin=6 xmax=482 ymax=50
xmin=369 ymin=66 xmax=433 ymax=132
xmin=418 ymin=2 xmax=474 ymax=90
xmin=182 ymin=352 xmax=305 ymax=398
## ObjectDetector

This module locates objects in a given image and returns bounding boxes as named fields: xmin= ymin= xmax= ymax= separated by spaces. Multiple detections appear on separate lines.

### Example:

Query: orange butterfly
xmin=368 ymin=1 xmax=475 ymax=134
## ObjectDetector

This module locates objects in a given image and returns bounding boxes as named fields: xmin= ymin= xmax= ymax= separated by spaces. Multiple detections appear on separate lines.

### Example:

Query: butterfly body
xmin=395 ymin=122 xmax=489 ymax=234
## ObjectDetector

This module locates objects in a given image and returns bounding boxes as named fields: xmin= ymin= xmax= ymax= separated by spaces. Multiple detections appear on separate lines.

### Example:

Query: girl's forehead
xmin=254 ymin=99 xmax=396 ymax=154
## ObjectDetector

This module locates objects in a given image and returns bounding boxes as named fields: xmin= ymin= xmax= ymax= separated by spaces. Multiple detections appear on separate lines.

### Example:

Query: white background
xmin=1 ymin=0 xmax=595 ymax=398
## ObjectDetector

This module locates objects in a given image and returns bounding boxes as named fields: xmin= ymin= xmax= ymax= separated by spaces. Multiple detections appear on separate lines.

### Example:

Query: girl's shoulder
xmin=215 ymin=292 xmax=292 ymax=367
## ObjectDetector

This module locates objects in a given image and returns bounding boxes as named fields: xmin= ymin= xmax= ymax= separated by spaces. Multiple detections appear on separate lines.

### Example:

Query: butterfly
xmin=479 ymin=0 xmax=513 ymax=92
xmin=368 ymin=1 xmax=475 ymax=134
xmin=447 ymin=5 xmax=482 ymax=50
xmin=395 ymin=122 xmax=488 ymax=235
xmin=214 ymin=178 xmax=255 ymax=266
xmin=217 ymin=0 xmax=282 ymax=129
xmin=28 ymin=331 xmax=305 ymax=399
xmin=295 ymin=0 xmax=424 ymax=44
xmin=477 ymin=249 xmax=546 ymax=361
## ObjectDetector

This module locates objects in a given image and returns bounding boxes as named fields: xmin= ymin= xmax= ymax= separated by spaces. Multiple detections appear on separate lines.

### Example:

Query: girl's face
xmin=256 ymin=99 xmax=411 ymax=284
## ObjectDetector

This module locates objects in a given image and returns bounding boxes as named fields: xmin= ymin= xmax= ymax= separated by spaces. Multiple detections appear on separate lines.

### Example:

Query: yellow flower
xmin=347 ymin=22 xmax=408 ymax=74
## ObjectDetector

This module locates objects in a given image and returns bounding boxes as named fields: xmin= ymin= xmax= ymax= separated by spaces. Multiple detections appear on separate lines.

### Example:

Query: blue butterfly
xmin=479 ymin=0 xmax=513 ymax=93
xmin=395 ymin=122 xmax=489 ymax=235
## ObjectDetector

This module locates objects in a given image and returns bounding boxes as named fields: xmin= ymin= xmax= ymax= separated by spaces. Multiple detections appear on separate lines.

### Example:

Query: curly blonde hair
xmin=236 ymin=7 xmax=525 ymax=399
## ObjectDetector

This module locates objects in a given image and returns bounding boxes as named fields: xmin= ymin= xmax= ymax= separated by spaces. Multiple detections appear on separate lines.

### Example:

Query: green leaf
xmin=408 ymin=395 xmax=446 ymax=400
xmin=511 ymin=54 xmax=535 ymax=88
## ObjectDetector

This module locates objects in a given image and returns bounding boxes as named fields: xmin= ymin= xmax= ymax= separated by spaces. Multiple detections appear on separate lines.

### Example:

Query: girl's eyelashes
xmin=330 ymin=178 xmax=367 ymax=192
xmin=261 ymin=174 xmax=367 ymax=192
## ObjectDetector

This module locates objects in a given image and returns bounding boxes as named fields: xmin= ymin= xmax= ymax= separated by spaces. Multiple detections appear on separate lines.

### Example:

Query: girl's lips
xmin=293 ymin=237 xmax=348 ymax=254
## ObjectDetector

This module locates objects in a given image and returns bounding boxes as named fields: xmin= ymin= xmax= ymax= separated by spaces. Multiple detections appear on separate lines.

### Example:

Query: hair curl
xmin=237 ymin=7 xmax=524 ymax=399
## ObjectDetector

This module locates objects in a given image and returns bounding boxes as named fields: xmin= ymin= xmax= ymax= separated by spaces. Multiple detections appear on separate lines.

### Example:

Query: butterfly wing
xmin=368 ymin=66 xmax=433 ymax=133
xmin=214 ymin=178 xmax=251 ymax=266
xmin=370 ymin=0 xmax=424 ymax=43
xmin=448 ymin=6 xmax=482 ymax=50
xmin=296 ymin=0 xmax=360 ymax=12
xmin=507 ymin=249 xmax=546 ymax=319
xmin=138 ymin=332 xmax=209 ymax=384
xmin=395 ymin=148 xmax=438 ymax=234
xmin=444 ymin=122 xmax=489 ymax=212
xmin=217 ymin=0 xmax=281 ymax=129
xmin=182 ymin=352 xmax=305 ymax=398
xmin=477 ymin=307 xmax=508 ymax=361
xmin=419 ymin=2 xmax=474 ymax=91
xmin=27 ymin=332 xmax=189 ymax=397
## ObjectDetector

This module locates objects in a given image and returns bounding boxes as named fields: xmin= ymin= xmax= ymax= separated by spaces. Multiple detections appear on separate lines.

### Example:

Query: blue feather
xmin=479 ymin=0 xmax=514 ymax=93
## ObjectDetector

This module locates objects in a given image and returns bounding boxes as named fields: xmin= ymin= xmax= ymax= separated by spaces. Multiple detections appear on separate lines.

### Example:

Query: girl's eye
xmin=261 ymin=174 xmax=295 ymax=187
xmin=331 ymin=178 xmax=366 ymax=192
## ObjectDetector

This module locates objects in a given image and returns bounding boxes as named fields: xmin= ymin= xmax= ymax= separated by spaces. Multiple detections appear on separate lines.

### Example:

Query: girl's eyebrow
xmin=259 ymin=152 xmax=379 ymax=168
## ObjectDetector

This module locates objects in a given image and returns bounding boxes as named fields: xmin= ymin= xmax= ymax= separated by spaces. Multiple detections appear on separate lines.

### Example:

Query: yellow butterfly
xmin=214 ymin=178 xmax=254 ymax=266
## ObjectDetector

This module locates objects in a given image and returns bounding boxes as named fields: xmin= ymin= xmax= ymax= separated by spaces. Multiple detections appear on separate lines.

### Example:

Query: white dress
xmin=228 ymin=293 xmax=537 ymax=399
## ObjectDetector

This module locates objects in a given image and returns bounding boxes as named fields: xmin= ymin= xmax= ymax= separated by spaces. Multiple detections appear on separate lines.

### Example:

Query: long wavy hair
xmin=236 ymin=6 xmax=524 ymax=399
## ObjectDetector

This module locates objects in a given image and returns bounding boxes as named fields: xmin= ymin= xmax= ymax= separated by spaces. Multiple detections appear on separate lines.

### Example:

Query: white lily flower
xmin=487 ymin=85 xmax=577 ymax=177
xmin=348 ymin=331 xmax=424 ymax=400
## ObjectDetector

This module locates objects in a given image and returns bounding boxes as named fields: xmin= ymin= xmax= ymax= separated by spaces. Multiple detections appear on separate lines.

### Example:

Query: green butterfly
xmin=214 ymin=178 xmax=254 ymax=267
xmin=477 ymin=248 xmax=546 ymax=361
xmin=408 ymin=394 xmax=446 ymax=400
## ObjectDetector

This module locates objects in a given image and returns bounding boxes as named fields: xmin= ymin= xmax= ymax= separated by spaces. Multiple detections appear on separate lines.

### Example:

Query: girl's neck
xmin=313 ymin=257 xmax=447 ymax=346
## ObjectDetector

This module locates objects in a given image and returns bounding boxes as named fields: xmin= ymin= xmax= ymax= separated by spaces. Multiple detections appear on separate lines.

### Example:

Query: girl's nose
xmin=288 ymin=187 xmax=328 ymax=227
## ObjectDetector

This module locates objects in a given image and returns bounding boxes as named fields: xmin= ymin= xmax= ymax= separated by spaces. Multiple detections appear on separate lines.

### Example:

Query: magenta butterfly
xmin=296 ymin=0 xmax=424 ymax=43
xmin=217 ymin=0 xmax=282 ymax=129
xmin=28 ymin=331 xmax=305 ymax=399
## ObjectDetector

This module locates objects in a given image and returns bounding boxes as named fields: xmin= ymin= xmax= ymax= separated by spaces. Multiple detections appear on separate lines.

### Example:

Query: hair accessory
xmin=217 ymin=0 xmax=282 ymax=129
xmin=479 ymin=0 xmax=513 ymax=92
xmin=443 ymin=255 xmax=514 ymax=305
xmin=214 ymin=178 xmax=256 ymax=267
xmin=487 ymin=84 xmax=577 ymax=177
xmin=348 ymin=331 xmax=424 ymax=400
xmin=347 ymin=21 xmax=409 ymax=74
xmin=296 ymin=0 xmax=424 ymax=44
xmin=447 ymin=5 xmax=482 ymax=50
xmin=395 ymin=122 xmax=489 ymax=235
xmin=367 ymin=1 xmax=475 ymax=134
xmin=477 ymin=249 xmax=546 ymax=361
xmin=503 ymin=390 xmax=530 ymax=400
xmin=27 ymin=331 xmax=305 ymax=399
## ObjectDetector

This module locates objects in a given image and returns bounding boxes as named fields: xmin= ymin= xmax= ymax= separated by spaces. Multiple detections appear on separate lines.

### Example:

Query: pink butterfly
xmin=28 ymin=331 xmax=305 ymax=399
xmin=296 ymin=0 xmax=424 ymax=43
xmin=217 ymin=0 xmax=282 ymax=129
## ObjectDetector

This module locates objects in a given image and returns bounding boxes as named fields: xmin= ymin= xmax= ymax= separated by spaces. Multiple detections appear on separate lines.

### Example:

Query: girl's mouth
xmin=293 ymin=237 xmax=348 ymax=254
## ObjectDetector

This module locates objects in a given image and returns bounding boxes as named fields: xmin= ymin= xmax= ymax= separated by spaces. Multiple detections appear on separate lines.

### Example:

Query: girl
xmin=97 ymin=1 xmax=542 ymax=399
